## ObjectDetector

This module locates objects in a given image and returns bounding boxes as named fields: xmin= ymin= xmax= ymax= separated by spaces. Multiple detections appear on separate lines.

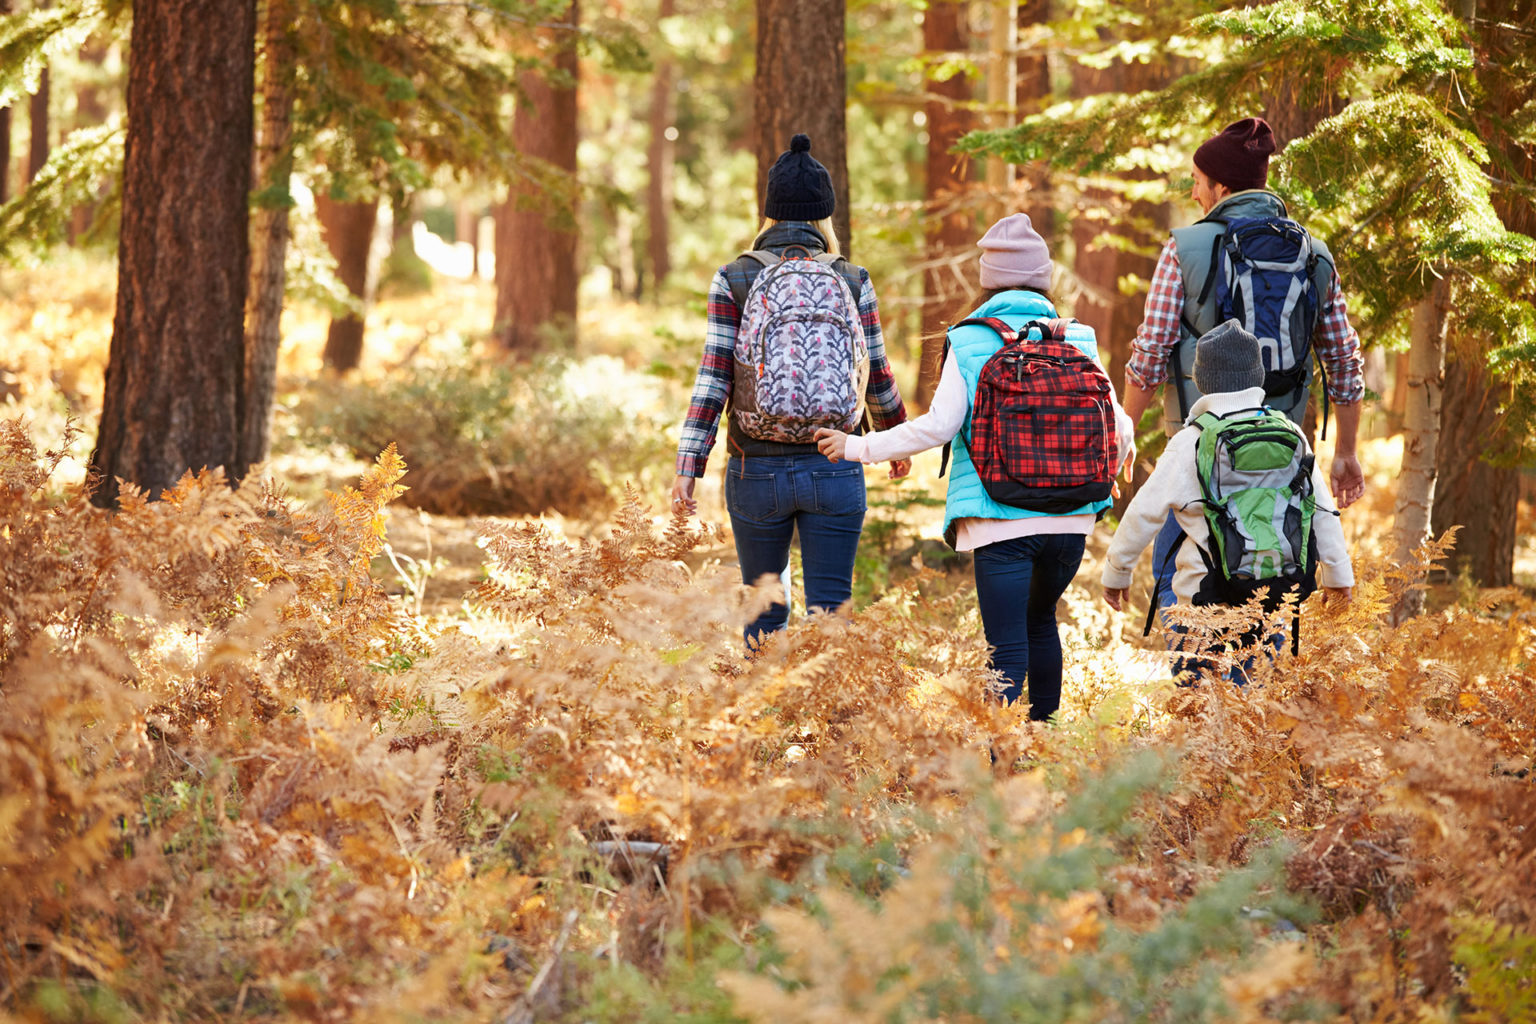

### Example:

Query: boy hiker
xmin=1119 ymin=116 xmax=1367 ymax=625
xmin=1102 ymin=320 xmax=1353 ymax=684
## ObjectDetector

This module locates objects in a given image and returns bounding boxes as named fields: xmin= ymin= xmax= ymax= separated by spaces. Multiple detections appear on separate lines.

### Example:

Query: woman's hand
xmin=669 ymin=475 xmax=697 ymax=517
xmin=888 ymin=458 xmax=911 ymax=479
xmin=1102 ymin=587 xmax=1127 ymax=611
xmin=814 ymin=428 xmax=849 ymax=463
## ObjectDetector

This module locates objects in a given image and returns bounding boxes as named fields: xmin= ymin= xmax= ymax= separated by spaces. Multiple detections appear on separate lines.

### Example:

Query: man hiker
xmin=1120 ymin=115 xmax=1367 ymax=623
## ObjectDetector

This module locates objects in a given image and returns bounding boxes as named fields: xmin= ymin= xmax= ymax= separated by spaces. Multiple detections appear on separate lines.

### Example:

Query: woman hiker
xmin=670 ymin=133 xmax=911 ymax=649
xmin=816 ymin=213 xmax=1134 ymax=721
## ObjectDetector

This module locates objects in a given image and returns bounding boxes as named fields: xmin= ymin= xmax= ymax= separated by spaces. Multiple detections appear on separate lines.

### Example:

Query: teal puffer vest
xmin=1166 ymin=190 xmax=1336 ymax=432
xmin=942 ymin=290 xmax=1113 ymax=548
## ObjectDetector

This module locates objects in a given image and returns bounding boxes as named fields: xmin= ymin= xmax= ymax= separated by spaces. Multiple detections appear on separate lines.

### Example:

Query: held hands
xmin=815 ymin=427 xmax=909 ymax=479
xmin=814 ymin=427 xmax=848 ymax=462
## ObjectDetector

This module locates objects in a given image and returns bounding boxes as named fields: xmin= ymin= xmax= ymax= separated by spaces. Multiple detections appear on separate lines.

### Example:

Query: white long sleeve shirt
xmin=846 ymin=349 xmax=1136 ymax=552
xmin=1102 ymin=386 xmax=1354 ymax=603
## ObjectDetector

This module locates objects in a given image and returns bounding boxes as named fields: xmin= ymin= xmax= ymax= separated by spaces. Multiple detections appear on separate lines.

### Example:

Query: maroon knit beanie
xmin=1193 ymin=117 xmax=1277 ymax=192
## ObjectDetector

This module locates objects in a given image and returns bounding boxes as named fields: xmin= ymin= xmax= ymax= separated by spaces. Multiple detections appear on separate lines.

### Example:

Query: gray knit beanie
xmin=1192 ymin=319 xmax=1265 ymax=395
xmin=977 ymin=213 xmax=1053 ymax=291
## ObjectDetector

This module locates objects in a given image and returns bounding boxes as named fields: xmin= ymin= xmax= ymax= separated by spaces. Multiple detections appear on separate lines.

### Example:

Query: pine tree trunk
xmin=0 ymin=0 xmax=10 ymax=204
xmin=90 ymin=0 xmax=256 ymax=507
xmin=644 ymin=0 xmax=676 ymax=298
xmin=982 ymin=0 xmax=1015 ymax=205
xmin=68 ymin=37 xmax=111 ymax=242
xmin=1431 ymin=354 xmax=1517 ymax=587
xmin=494 ymin=0 xmax=580 ymax=355
xmin=27 ymin=66 xmax=48 ymax=181
xmin=241 ymin=0 xmax=294 ymax=466
xmin=917 ymin=0 xmax=974 ymax=407
xmin=754 ymin=0 xmax=849 ymax=254
xmin=1389 ymin=275 xmax=1450 ymax=622
xmin=315 ymin=194 xmax=380 ymax=374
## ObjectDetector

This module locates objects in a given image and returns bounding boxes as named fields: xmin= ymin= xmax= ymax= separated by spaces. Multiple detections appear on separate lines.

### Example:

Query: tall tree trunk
xmin=1067 ymin=32 xmax=1170 ymax=387
xmin=1431 ymin=353 xmax=1517 ymax=587
xmin=68 ymin=37 xmax=112 ymax=242
xmin=0 ymin=0 xmax=9 ymax=204
xmin=314 ymin=194 xmax=380 ymax=374
xmin=241 ymin=0 xmax=295 ymax=466
xmin=27 ymin=66 xmax=49 ymax=181
xmin=494 ymin=0 xmax=580 ymax=355
xmin=917 ymin=0 xmax=974 ymax=407
xmin=754 ymin=0 xmax=849 ymax=254
xmin=91 ymin=0 xmax=256 ymax=507
xmin=982 ymin=0 xmax=1015 ymax=210
xmin=1389 ymin=275 xmax=1451 ymax=622
xmin=644 ymin=0 xmax=676 ymax=298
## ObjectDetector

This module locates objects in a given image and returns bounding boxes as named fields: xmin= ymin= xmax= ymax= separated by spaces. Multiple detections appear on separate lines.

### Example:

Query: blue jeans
xmin=971 ymin=533 xmax=1086 ymax=720
xmin=725 ymin=454 xmax=866 ymax=648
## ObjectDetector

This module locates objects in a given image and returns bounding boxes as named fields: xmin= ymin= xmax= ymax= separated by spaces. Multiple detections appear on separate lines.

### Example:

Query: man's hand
xmin=1330 ymin=454 xmax=1364 ymax=509
xmin=889 ymin=458 xmax=911 ymax=479
xmin=814 ymin=428 xmax=849 ymax=463
xmin=1103 ymin=587 xmax=1127 ymax=611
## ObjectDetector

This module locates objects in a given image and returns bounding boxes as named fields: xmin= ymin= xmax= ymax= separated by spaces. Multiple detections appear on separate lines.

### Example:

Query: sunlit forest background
xmin=2 ymin=0 xmax=1535 ymax=1021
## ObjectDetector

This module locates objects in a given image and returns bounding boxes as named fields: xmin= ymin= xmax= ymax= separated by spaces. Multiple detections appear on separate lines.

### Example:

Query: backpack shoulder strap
xmin=951 ymin=316 xmax=1018 ymax=343
xmin=727 ymin=250 xmax=780 ymax=308
xmin=814 ymin=253 xmax=866 ymax=303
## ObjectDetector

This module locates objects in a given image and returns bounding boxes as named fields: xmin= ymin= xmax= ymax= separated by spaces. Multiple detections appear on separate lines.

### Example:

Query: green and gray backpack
xmin=1146 ymin=406 xmax=1326 ymax=654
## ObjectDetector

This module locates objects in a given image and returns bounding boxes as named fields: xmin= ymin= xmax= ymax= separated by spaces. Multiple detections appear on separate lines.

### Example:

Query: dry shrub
xmin=288 ymin=355 xmax=670 ymax=517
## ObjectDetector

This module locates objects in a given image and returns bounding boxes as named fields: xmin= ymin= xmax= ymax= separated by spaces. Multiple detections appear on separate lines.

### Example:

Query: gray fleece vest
xmin=1165 ymin=190 xmax=1336 ymax=434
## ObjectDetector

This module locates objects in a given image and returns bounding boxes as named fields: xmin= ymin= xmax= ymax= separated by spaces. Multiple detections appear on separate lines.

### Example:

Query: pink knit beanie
xmin=1193 ymin=117 xmax=1277 ymax=192
xmin=977 ymin=213 xmax=1053 ymax=291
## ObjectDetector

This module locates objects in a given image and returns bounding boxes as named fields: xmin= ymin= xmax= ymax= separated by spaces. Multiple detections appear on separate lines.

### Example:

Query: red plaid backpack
xmin=946 ymin=316 xmax=1118 ymax=513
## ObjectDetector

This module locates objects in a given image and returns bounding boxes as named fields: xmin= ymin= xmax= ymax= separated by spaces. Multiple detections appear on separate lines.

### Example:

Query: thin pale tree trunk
xmin=754 ymin=0 xmax=849 ymax=254
xmin=0 ymin=0 xmax=9 ymax=204
xmin=644 ymin=0 xmax=676 ymax=298
xmin=242 ymin=0 xmax=295 ymax=466
xmin=1389 ymin=274 xmax=1451 ymax=623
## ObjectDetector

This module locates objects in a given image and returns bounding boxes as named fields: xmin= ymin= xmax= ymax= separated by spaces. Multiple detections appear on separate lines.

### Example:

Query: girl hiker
xmin=816 ymin=213 xmax=1134 ymax=721
xmin=670 ymin=133 xmax=911 ymax=649
xmin=1101 ymin=319 xmax=1353 ymax=685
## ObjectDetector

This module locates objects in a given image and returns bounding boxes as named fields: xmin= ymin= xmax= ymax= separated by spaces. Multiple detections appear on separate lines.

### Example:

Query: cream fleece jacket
xmin=1102 ymin=387 xmax=1353 ymax=603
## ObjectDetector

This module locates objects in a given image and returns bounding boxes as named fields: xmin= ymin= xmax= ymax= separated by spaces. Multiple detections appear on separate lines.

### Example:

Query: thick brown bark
xmin=1431 ymin=354 xmax=1517 ymax=587
xmin=27 ymin=66 xmax=49 ymax=181
xmin=917 ymin=0 xmax=975 ymax=407
xmin=314 ymin=194 xmax=380 ymax=374
xmin=1422 ymin=0 xmax=1534 ymax=589
xmin=90 ymin=0 xmax=256 ymax=507
xmin=1067 ymin=44 xmax=1170 ymax=386
xmin=494 ymin=0 xmax=580 ymax=355
xmin=754 ymin=0 xmax=849 ymax=255
xmin=644 ymin=0 xmax=676 ymax=298
xmin=241 ymin=0 xmax=295 ymax=465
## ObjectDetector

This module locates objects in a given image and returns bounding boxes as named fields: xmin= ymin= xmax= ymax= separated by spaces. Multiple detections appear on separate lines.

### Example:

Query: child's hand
xmin=1319 ymin=586 xmax=1352 ymax=607
xmin=1103 ymin=587 xmax=1127 ymax=611
xmin=889 ymin=458 xmax=911 ymax=479
xmin=815 ymin=428 xmax=848 ymax=463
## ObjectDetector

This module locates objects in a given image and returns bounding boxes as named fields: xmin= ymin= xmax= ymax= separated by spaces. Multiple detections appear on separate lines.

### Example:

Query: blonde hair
xmin=757 ymin=216 xmax=840 ymax=256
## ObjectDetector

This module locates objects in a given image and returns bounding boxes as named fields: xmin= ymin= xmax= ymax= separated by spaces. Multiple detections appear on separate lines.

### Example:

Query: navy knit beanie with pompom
xmin=764 ymin=133 xmax=836 ymax=221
